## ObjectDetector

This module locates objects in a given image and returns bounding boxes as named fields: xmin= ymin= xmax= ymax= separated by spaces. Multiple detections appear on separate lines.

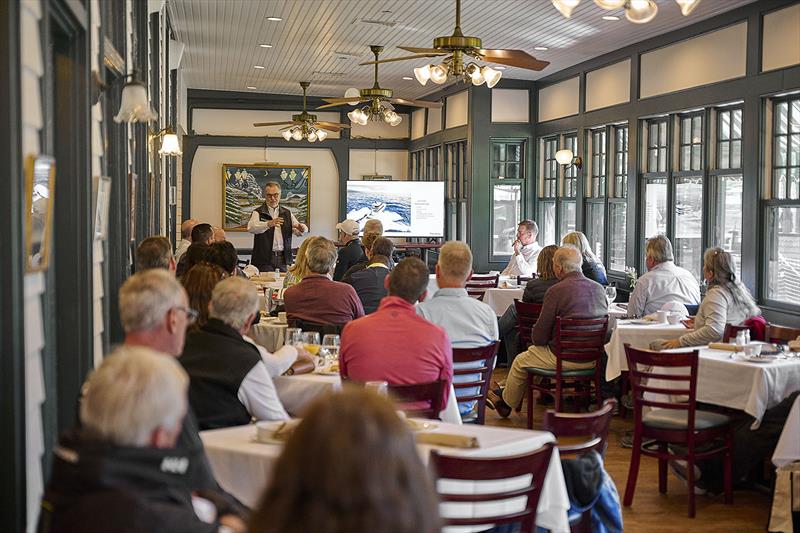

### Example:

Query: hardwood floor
xmin=483 ymin=369 xmax=772 ymax=532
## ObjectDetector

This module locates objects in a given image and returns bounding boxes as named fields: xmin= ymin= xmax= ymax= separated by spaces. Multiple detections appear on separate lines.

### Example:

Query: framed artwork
xmin=24 ymin=155 xmax=56 ymax=272
xmin=363 ymin=174 xmax=392 ymax=181
xmin=94 ymin=176 xmax=112 ymax=240
xmin=222 ymin=163 xmax=310 ymax=231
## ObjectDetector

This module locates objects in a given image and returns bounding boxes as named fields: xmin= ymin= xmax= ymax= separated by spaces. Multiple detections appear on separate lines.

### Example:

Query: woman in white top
xmin=661 ymin=247 xmax=760 ymax=349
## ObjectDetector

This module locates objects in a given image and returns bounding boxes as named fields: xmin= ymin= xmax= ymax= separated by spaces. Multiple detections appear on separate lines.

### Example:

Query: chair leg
xmin=658 ymin=443 xmax=667 ymax=494
xmin=526 ymin=374 xmax=535 ymax=430
xmin=724 ymin=428 xmax=734 ymax=505
xmin=555 ymin=378 xmax=562 ymax=412
xmin=623 ymin=429 xmax=642 ymax=507
xmin=687 ymin=457 xmax=696 ymax=518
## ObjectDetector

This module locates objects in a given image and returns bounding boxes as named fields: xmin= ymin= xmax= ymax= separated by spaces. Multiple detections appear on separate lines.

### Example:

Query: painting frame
xmin=93 ymin=176 xmax=112 ymax=241
xmin=222 ymin=163 xmax=311 ymax=232
xmin=24 ymin=154 xmax=56 ymax=273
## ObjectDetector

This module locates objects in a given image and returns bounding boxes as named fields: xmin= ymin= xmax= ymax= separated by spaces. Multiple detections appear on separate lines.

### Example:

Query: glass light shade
xmin=555 ymin=149 xmax=575 ymax=166
xmin=158 ymin=133 xmax=182 ymax=156
xmin=389 ymin=114 xmax=403 ymax=127
xmin=593 ymin=0 xmax=625 ymax=8
xmin=114 ymin=81 xmax=158 ymax=123
xmin=552 ymin=0 xmax=581 ymax=18
xmin=344 ymin=87 xmax=361 ymax=105
xmin=430 ymin=64 xmax=448 ymax=84
xmin=307 ymin=130 xmax=318 ymax=142
xmin=357 ymin=110 xmax=369 ymax=126
xmin=414 ymin=65 xmax=432 ymax=86
xmin=347 ymin=110 xmax=360 ymax=123
xmin=281 ymin=129 xmax=292 ymax=141
xmin=626 ymin=0 xmax=658 ymax=23
xmin=675 ymin=0 xmax=701 ymax=16
xmin=470 ymin=66 xmax=485 ymax=86
xmin=483 ymin=66 xmax=502 ymax=88
xmin=316 ymin=129 xmax=328 ymax=141
xmin=291 ymin=129 xmax=303 ymax=141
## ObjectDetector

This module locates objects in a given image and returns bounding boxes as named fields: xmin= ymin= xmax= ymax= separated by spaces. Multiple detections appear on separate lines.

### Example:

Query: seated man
xmin=181 ymin=277 xmax=290 ymax=428
xmin=489 ymin=246 xmax=608 ymax=417
xmin=628 ymin=234 xmax=700 ymax=318
xmin=333 ymin=219 xmax=366 ymax=281
xmin=343 ymin=237 xmax=395 ymax=314
xmin=38 ymin=347 xmax=244 ymax=533
xmin=416 ymin=241 xmax=498 ymax=416
xmin=175 ymin=218 xmax=198 ymax=262
xmin=501 ymin=219 xmax=542 ymax=277
xmin=135 ymin=235 xmax=176 ymax=272
xmin=284 ymin=237 xmax=364 ymax=326
xmin=340 ymin=231 xmax=384 ymax=281
xmin=340 ymin=257 xmax=453 ymax=409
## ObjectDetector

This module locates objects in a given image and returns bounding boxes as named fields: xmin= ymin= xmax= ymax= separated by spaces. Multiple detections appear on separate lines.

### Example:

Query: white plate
xmin=746 ymin=356 xmax=776 ymax=364
xmin=407 ymin=419 xmax=438 ymax=432
xmin=629 ymin=319 xmax=657 ymax=326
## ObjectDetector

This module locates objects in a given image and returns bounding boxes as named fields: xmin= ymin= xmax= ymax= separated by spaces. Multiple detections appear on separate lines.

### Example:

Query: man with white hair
xmin=247 ymin=181 xmax=308 ymax=272
xmin=416 ymin=241 xmax=499 ymax=417
xmin=488 ymin=246 xmax=608 ymax=418
xmin=181 ymin=277 xmax=290 ymax=428
xmin=175 ymin=218 xmax=198 ymax=262
xmin=38 ymin=347 xmax=245 ymax=533
xmin=627 ymin=234 xmax=700 ymax=317
xmin=501 ymin=219 xmax=542 ymax=277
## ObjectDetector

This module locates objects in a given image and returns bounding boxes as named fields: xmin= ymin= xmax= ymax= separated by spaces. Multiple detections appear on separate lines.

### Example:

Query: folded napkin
xmin=256 ymin=419 xmax=300 ymax=443
xmin=788 ymin=340 xmax=800 ymax=351
xmin=415 ymin=432 xmax=479 ymax=449
xmin=708 ymin=342 xmax=744 ymax=352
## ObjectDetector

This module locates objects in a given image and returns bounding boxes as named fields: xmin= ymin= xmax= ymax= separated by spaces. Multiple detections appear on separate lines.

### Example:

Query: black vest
xmin=251 ymin=204 xmax=293 ymax=271
xmin=180 ymin=319 xmax=262 ymax=430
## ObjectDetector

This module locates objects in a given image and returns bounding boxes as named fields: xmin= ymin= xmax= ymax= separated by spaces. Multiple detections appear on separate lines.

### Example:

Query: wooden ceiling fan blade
xmin=316 ymin=121 xmax=351 ymax=129
xmin=399 ymin=46 xmax=446 ymax=54
xmin=359 ymin=53 xmax=447 ymax=66
xmin=388 ymin=97 xmax=443 ymax=109
xmin=253 ymin=120 xmax=296 ymax=127
xmin=477 ymin=49 xmax=550 ymax=71
xmin=322 ymin=96 xmax=364 ymax=103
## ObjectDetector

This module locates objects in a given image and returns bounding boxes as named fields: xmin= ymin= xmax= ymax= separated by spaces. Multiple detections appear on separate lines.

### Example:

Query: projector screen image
xmin=346 ymin=181 xmax=445 ymax=237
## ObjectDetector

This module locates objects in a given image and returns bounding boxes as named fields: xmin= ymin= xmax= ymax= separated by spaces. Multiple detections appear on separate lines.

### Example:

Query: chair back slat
xmin=517 ymin=275 xmax=537 ymax=286
xmin=554 ymin=316 xmax=608 ymax=364
xmin=542 ymin=399 xmax=616 ymax=456
xmin=722 ymin=323 xmax=749 ymax=343
xmin=387 ymin=380 xmax=445 ymax=420
xmin=766 ymin=324 xmax=800 ymax=344
xmin=452 ymin=343 xmax=499 ymax=424
xmin=287 ymin=318 xmax=344 ymax=336
xmin=465 ymin=273 xmax=500 ymax=300
xmin=430 ymin=443 xmax=553 ymax=530
xmin=624 ymin=344 xmax=699 ymax=422
xmin=515 ymin=300 xmax=542 ymax=350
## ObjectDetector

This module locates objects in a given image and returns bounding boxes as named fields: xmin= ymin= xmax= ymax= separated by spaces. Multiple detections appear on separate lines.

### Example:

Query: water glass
xmin=605 ymin=285 xmax=617 ymax=306
xmin=322 ymin=334 xmax=340 ymax=365
xmin=365 ymin=380 xmax=388 ymax=396
xmin=285 ymin=328 xmax=303 ymax=347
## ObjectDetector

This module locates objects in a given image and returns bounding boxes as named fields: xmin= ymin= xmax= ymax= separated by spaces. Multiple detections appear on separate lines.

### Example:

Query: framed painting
xmin=222 ymin=163 xmax=310 ymax=231
xmin=24 ymin=155 xmax=56 ymax=272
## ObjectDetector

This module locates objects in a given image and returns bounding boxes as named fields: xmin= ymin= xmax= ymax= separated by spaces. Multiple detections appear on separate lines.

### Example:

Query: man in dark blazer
xmin=344 ymin=238 xmax=394 ymax=313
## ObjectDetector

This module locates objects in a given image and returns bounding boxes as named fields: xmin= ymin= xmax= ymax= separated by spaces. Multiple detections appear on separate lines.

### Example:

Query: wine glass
xmin=302 ymin=331 xmax=321 ymax=358
xmin=322 ymin=334 xmax=340 ymax=365
xmin=605 ymin=285 xmax=617 ymax=307
xmin=285 ymin=328 xmax=303 ymax=348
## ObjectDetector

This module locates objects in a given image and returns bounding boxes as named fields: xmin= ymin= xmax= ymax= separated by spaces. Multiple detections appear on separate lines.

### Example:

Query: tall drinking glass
xmin=605 ymin=285 xmax=617 ymax=307
xmin=303 ymin=331 xmax=321 ymax=356
xmin=285 ymin=328 xmax=303 ymax=348
xmin=322 ymin=334 xmax=340 ymax=365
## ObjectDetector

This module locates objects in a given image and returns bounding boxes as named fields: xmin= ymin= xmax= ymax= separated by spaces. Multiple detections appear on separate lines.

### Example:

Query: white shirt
xmin=243 ymin=335 xmax=298 ymax=377
xmin=501 ymin=242 xmax=542 ymax=277
xmin=246 ymin=206 xmax=305 ymax=252
xmin=627 ymin=261 xmax=701 ymax=317
xmin=175 ymin=239 xmax=191 ymax=262
xmin=237 ymin=361 xmax=290 ymax=422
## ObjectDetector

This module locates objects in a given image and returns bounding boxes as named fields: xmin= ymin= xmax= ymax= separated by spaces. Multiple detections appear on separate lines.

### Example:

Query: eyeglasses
xmin=265 ymin=193 xmax=281 ymax=199
xmin=174 ymin=306 xmax=199 ymax=325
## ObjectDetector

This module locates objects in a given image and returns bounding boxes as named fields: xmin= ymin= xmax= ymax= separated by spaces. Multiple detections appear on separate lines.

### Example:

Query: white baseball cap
xmin=336 ymin=219 xmax=360 ymax=236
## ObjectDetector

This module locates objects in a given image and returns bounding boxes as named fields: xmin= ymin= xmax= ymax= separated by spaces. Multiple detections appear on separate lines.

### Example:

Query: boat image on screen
xmin=346 ymin=187 xmax=412 ymax=234
xmin=345 ymin=181 xmax=445 ymax=237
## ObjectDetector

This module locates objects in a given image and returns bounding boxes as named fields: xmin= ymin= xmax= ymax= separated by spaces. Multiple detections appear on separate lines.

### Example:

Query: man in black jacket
xmin=246 ymin=181 xmax=307 ymax=272
xmin=333 ymin=218 xmax=367 ymax=280
xmin=343 ymin=237 xmax=395 ymax=313
xmin=38 ymin=347 xmax=245 ymax=533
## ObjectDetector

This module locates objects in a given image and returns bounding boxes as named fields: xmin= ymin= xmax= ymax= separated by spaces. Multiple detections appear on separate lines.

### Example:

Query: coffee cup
xmin=666 ymin=313 xmax=682 ymax=325
xmin=655 ymin=310 xmax=669 ymax=323
xmin=744 ymin=343 xmax=762 ymax=356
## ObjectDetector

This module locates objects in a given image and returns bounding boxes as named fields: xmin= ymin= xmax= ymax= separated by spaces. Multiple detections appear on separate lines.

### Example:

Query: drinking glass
xmin=303 ymin=331 xmax=321 ymax=357
xmin=322 ymin=334 xmax=340 ymax=365
xmin=285 ymin=328 xmax=303 ymax=347
xmin=605 ymin=285 xmax=617 ymax=307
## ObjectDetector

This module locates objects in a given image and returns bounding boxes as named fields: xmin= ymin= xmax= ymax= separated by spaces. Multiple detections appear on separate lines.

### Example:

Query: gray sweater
xmin=679 ymin=284 xmax=759 ymax=347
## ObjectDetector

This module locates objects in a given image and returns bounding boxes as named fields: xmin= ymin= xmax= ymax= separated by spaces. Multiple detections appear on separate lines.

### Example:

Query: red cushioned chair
xmin=452 ymin=342 xmax=499 ymax=424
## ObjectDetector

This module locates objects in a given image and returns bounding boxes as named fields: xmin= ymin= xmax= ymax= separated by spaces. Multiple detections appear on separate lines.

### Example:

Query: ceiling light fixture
xmin=494 ymin=66 xmax=507 ymax=70
xmin=552 ymin=0 xmax=699 ymax=23
xmin=266 ymin=16 xmax=283 ymax=21
xmin=114 ymin=77 xmax=158 ymax=123
xmin=246 ymin=86 xmax=257 ymax=89
xmin=254 ymin=65 xmax=265 ymax=69
xmin=534 ymin=46 xmax=549 ymax=51
xmin=259 ymin=44 xmax=273 ymax=48
xmin=402 ymin=76 xmax=413 ymax=80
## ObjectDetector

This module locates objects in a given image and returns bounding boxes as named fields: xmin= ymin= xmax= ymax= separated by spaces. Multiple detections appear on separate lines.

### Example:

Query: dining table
xmin=200 ymin=420 xmax=571 ymax=533
xmin=604 ymin=320 xmax=687 ymax=381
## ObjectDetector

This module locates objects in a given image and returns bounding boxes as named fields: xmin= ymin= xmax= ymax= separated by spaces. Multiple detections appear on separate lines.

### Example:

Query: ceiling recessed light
xmin=494 ymin=66 xmax=507 ymax=70
xmin=266 ymin=16 xmax=282 ymax=21
xmin=402 ymin=76 xmax=413 ymax=80
xmin=602 ymin=15 xmax=620 ymax=20
xmin=259 ymin=44 xmax=273 ymax=48
xmin=253 ymin=65 xmax=265 ymax=69
xmin=534 ymin=46 xmax=548 ymax=51
xmin=246 ymin=86 xmax=257 ymax=90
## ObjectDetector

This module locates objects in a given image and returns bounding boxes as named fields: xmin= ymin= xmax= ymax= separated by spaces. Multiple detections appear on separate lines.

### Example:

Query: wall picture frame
xmin=93 ymin=176 xmax=112 ymax=240
xmin=222 ymin=163 xmax=310 ymax=231
xmin=363 ymin=174 xmax=392 ymax=181
xmin=24 ymin=155 xmax=56 ymax=272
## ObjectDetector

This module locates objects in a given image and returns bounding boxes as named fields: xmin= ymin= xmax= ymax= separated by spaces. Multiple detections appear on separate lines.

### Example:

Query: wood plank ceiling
xmin=167 ymin=0 xmax=757 ymax=100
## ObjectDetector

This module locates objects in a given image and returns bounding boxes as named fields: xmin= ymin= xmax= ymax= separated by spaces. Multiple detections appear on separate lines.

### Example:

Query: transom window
xmin=717 ymin=108 xmax=742 ymax=170
xmin=647 ymin=118 xmax=668 ymax=173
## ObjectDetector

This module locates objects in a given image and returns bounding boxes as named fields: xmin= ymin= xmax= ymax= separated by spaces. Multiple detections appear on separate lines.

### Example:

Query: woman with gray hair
xmin=660 ymin=247 xmax=760 ymax=349
xmin=562 ymin=231 xmax=608 ymax=285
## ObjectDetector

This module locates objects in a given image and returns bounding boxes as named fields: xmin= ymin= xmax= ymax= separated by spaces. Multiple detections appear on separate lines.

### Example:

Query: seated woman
xmin=562 ymin=231 xmax=608 ymax=285
xmin=283 ymin=236 xmax=323 ymax=289
xmin=660 ymin=247 xmax=760 ymax=349
xmin=181 ymin=262 xmax=227 ymax=330
xmin=248 ymin=389 xmax=440 ymax=533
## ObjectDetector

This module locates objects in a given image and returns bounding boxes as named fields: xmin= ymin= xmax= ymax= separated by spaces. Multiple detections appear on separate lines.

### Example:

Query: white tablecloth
xmin=274 ymin=372 xmax=462 ymax=424
xmin=483 ymin=287 xmax=524 ymax=316
xmin=773 ymin=394 xmax=800 ymax=467
xmin=200 ymin=422 xmax=570 ymax=532
xmin=249 ymin=321 xmax=288 ymax=353
xmin=604 ymin=321 xmax=687 ymax=381
xmin=608 ymin=303 xmax=628 ymax=318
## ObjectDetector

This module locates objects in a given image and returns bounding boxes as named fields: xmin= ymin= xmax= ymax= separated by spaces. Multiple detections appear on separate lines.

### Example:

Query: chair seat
xmin=524 ymin=366 xmax=595 ymax=378
xmin=643 ymin=408 xmax=731 ymax=430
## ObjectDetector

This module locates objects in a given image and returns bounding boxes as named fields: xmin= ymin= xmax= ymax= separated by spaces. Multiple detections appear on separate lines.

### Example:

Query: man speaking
xmin=247 ymin=181 xmax=308 ymax=272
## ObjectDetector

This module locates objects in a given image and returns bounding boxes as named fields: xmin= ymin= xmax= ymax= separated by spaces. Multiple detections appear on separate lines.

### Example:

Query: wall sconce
xmin=151 ymin=127 xmax=182 ymax=157
xmin=555 ymin=149 xmax=582 ymax=170
xmin=112 ymin=75 xmax=158 ymax=124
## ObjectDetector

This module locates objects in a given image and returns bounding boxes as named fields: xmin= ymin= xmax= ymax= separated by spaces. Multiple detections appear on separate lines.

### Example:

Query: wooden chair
xmin=524 ymin=316 xmax=609 ymax=430
xmin=387 ymin=380 xmax=446 ymax=420
xmin=623 ymin=345 xmax=733 ymax=518
xmin=766 ymin=324 xmax=800 ymax=344
xmin=465 ymin=273 xmax=499 ymax=300
xmin=452 ymin=342 xmax=499 ymax=425
xmin=722 ymin=323 xmax=750 ymax=343
xmin=287 ymin=318 xmax=344 ymax=336
xmin=542 ymin=399 xmax=617 ymax=532
xmin=515 ymin=300 xmax=542 ymax=351
xmin=517 ymin=274 xmax=537 ymax=286
xmin=429 ymin=442 xmax=554 ymax=533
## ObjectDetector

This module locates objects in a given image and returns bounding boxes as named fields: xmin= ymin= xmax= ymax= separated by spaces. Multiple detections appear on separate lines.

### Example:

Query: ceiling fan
xmin=253 ymin=81 xmax=350 ymax=142
xmin=316 ymin=45 xmax=443 ymax=126
xmin=359 ymin=0 xmax=549 ymax=87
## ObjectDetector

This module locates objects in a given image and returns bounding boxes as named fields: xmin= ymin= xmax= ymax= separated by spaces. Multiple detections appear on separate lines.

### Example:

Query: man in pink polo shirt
xmin=340 ymin=257 xmax=453 ymax=408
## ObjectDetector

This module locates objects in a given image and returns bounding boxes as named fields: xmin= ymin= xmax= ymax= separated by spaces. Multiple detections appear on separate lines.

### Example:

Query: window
xmin=679 ymin=115 xmax=703 ymax=171
xmin=766 ymin=96 xmax=800 ymax=304
xmin=538 ymin=133 xmax=577 ymax=246
xmin=585 ymin=128 xmax=607 ymax=260
xmin=445 ymin=141 xmax=468 ymax=241
xmin=609 ymin=125 xmax=629 ymax=271
xmin=539 ymin=137 xmax=558 ymax=245
xmin=590 ymin=129 xmax=606 ymax=198
xmin=717 ymin=108 xmax=742 ymax=170
xmin=426 ymin=146 xmax=441 ymax=181
xmin=410 ymin=150 xmax=424 ymax=180
xmin=647 ymin=119 xmax=668 ymax=173
xmin=711 ymin=106 xmax=743 ymax=278
xmin=491 ymin=140 xmax=525 ymax=258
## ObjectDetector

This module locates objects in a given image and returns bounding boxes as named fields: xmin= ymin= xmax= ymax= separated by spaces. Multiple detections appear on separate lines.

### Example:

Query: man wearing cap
xmin=333 ymin=219 xmax=366 ymax=281
xmin=247 ymin=181 xmax=308 ymax=272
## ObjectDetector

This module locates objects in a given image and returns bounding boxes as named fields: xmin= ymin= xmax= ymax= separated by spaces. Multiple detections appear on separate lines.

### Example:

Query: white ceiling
xmin=168 ymin=0 xmax=757 ymax=100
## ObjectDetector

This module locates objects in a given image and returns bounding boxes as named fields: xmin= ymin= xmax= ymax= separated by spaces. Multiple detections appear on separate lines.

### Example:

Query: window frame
xmin=490 ymin=138 xmax=527 ymax=261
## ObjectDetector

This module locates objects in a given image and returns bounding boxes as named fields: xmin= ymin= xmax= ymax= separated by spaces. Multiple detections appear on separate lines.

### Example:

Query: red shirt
xmin=284 ymin=274 xmax=365 ymax=325
xmin=340 ymin=296 xmax=453 ymax=407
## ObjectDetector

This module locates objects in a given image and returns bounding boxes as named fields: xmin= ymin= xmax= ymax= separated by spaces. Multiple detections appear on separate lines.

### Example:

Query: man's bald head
xmin=181 ymin=219 xmax=198 ymax=240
